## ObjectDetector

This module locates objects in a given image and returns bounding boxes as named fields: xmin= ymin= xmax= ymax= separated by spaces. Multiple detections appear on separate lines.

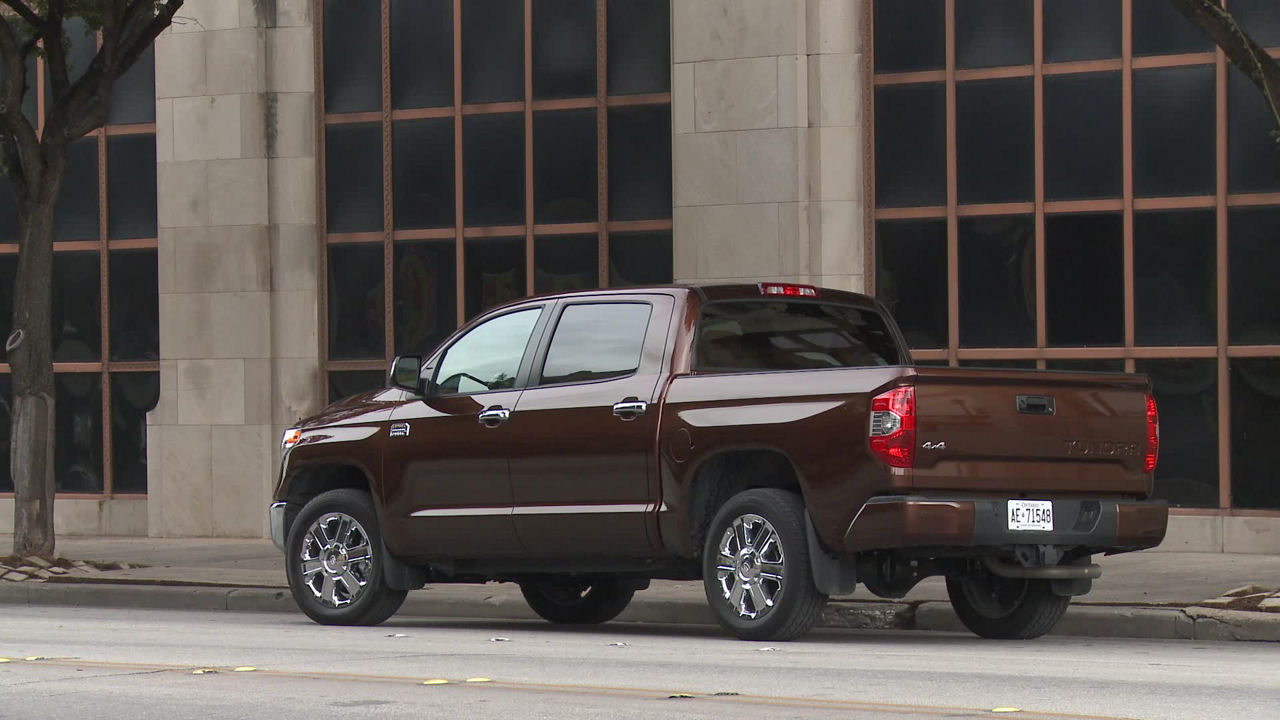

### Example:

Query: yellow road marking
xmin=422 ymin=679 xmax=450 ymax=685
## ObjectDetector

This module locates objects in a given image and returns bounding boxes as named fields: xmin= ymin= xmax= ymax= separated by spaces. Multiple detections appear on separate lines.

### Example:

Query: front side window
xmin=540 ymin=303 xmax=652 ymax=384
xmin=434 ymin=307 xmax=541 ymax=394
xmin=696 ymin=302 xmax=903 ymax=372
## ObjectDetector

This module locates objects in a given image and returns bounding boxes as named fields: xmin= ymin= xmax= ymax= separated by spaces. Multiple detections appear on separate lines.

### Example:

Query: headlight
xmin=281 ymin=428 xmax=302 ymax=450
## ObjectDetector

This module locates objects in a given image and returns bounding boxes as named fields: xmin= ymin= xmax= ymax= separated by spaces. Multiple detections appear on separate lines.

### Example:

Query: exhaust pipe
xmin=982 ymin=556 xmax=1101 ymax=580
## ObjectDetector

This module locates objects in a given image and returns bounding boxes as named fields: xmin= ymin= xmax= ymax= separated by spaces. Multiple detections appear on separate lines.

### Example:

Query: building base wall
xmin=0 ymin=498 xmax=148 ymax=537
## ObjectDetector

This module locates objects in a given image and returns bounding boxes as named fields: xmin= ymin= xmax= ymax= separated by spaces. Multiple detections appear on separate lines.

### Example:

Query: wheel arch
xmin=686 ymin=448 xmax=805 ymax=558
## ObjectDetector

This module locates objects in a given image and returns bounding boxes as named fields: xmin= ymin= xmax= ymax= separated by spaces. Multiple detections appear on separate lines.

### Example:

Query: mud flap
xmin=806 ymin=515 xmax=858 ymax=596
xmin=382 ymin=544 xmax=428 ymax=590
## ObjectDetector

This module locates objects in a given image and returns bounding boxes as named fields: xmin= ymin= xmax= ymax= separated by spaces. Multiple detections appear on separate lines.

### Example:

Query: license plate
xmin=1008 ymin=500 xmax=1053 ymax=531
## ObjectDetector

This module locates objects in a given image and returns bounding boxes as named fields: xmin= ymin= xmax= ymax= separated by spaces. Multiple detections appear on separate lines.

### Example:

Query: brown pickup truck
xmin=270 ymin=283 xmax=1166 ymax=641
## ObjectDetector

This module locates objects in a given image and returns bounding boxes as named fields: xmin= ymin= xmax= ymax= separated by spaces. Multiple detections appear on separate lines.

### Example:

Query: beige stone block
xmin=268 ymin=92 xmax=316 ymax=159
xmin=271 ymin=223 xmax=319 ymax=292
xmin=810 ymin=200 xmax=863 ymax=276
xmin=212 ymin=426 xmax=273 ymax=537
xmin=54 ymin=499 xmax=104 ymax=536
xmin=208 ymin=158 xmax=270 ymax=226
xmin=695 ymin=57 xmax=778 ymax=132
xmin=104 ymin=498 xmax=148 ymax=536
xmin=806 ymin=0 xmax=862 ymax=56
xmin=673 ymin=0 xmax=733 ymax=63
xmin=210 ymin=292 xmax=272 ymax=359
xmin=269 ymin=156 xmax=317 ymax=225
xmin=809 ymin=53 xmax=861 ymax=127
xmin=177 ymin=359 xmax=247 ymax=425
xmin=1153 ymin=515 xmax=1223 ymax=553
xmin=157 ymin=229 xmax=177 ymax=294
xmin=148 ymin=424 xmax=214 ymax=537
xmin=274 ymin=0 xmax=313 ymax=27
xmin=149 ymin=359 xmax=180 ymax=426
xmin=673 ymin=63 xmax=695 ymax=135
xmin=172 ymin=0 xmax=242 ymax=33
xmin=816 ymin=273 xmax=864 ymax=292
xmin=154 ymin=31 xmax=206 ymax=98
xmin=1224 ymin=516 xmax=1280 ymax=554
xmin=159 ymin=292 xmax=214 ymax=359
xmin=243 ymin=359 xmax=272 ymax=425
xmin=268 ymin=26 xmax=314 ymax=93
xmin=173 ymin=225 xmax=272 ymax=294
xmin=674 ymin=132 xmax=737 ymax=207
xmin=693 ymin=203 xmax=781 ymax=279
xmin=156 ymin=98 xmax=175 ymax=163
xmin=673 ymin=205 xmax=698 ymax=282
xmin=157 ymin=160 xmax=210 ymax=229
xmin=239 ymin=92 xmax=268 ymax=158
xmin=778 ymin=201 xmax=810 ymax=276
xmin=173 ymin=95 xmax=243 ymax=161
xmin=733 ymin=0 xmax=806 ymax=58
xmin=205 ymin=28 xmax=266 ymax=95
xmin=0 ymin=498 xmax=10 ymax=533
xmin=272 ymin=289 xmax=320 ymax=359
xmin=777 ymin=55 xmax=807 ymax=128
xmin=273 ymin=358 xmax=323 ymax=426
xmin=736 ymin=128 xmax=803 ymax=204
xmin=809 ymin=126 xmax=861 ymax=201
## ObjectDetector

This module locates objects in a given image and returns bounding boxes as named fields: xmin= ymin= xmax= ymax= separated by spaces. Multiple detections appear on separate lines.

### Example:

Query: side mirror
xmin=388 ymin=356 xmax=423 ymax=393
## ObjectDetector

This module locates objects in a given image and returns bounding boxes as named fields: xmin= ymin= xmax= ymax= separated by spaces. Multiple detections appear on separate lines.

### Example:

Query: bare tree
xmin=3 ymin=0 xmax=183 ymax=558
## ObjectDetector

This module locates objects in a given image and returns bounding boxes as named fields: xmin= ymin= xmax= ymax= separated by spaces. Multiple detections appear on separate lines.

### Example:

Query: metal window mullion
xmin=1215 ymin=40 xmax=1231 ymax=510
xmin=525 ymin=0 xmax=535 ymax=295
xmin=1033 ymin=0 xmax=1045 ymax=368
xmin=945 ymin=0 xmax=958 ymax=366
xmin=1122 ymin=0 xmax=1135 ymax=374
xmin=454 ymin=0 xmax=466 ymax=326
xmin=99 ymin=123 xmax=113 ymax=498
xmin=863 ymin=0 xmax=877 ymax=295
xmin=597 ymin=0 xmax=609 ymax=287
xmin=315 ymin=0 xmax=332 ymax=387
xmin=382 ymin=0 xmax=395 ymax=363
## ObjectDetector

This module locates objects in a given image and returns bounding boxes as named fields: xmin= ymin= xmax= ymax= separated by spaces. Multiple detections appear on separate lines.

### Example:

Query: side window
xmin=540 ymin=303 xmax=653 ymax=385
xmin=434 ymin=307 xmax=541 ymax=394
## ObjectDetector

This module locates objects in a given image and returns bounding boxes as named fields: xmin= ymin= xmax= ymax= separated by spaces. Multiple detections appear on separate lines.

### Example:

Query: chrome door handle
xmin=478 ymin=406 xmax=511 ymax=427
xmin=612 ymin=398 xmax=648 ymax=420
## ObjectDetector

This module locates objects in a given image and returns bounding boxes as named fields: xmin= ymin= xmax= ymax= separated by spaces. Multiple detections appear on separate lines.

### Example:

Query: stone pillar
xmin=672 ymin=0 xmax=866 ymax=292
xmin=148 ymin=0 xmax=321 ymax=537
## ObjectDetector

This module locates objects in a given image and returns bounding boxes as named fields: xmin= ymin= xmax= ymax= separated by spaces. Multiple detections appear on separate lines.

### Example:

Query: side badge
xmin=390 ymin=423 xmax=410 ymax=438
xmin=921 ymin=441 xmax=946 ymax=450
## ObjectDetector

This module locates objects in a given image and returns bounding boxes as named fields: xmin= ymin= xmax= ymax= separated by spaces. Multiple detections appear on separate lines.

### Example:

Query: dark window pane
xmin=536 ymin=235 xmax=597 ymax=293
xmin=393 ymin=118 xmax=455 ymax=229
xmin=111 ymin=372 xmax=158 ymax=494
xmin=608 ymin=105 xmax=672 ymax=221
xmin=465 ymin=237 xmax=526 ymax=318
xmin=958 ymin=216 xmax=1036 ymax=348
xmin=0 ymin=254 xmax=13 ymax=358
xmin=696 ymin=301 xmax=903 ymax=372
xmin=47 ymin=18 xmax=96 ymax=100
xmin=534 ymin=109 xmax=597 ymax=224
xmin=109 ymin=250 xmax=159 ymax=361
xmin=874 ymin=0 xmax=945 ymax=73
xmin=108 ymin=44 xmax=155 ymax=124
xmin=1133 ymin=0 xmax=1213 ymax=56
xmin=1134 ymin=66 xmax=1216 ymax=197
xmin=542 ymin=303 xmax=651 ymax=383
xmin=53 ymin=251 xmax=101 ymax=362
xmin=1044 ymin=72 xmax=1122 ymax=200
xmin=1044 ymin=0 xmax=1121 ymax=63
xmin=874 ymin=83 xmax=946 ymax=208
xmin=1233 ymin=0 xmax=1280 ymax=48
xmin=955 ymin=0 xmax=1032 ymax=69
xmin=1045 ymin=213 xmax=1123 ymax=346
xmin=533 ymin=0 xmax=596 ymax=99
xmin=329 ymin=370 xmax=386 ymax=404
xmin=0 ymin=374 xmax=9 ymax=491
xmin=1046 ymin=359 xmax=1126 ymax=373
xmin=608 ymin=0 xmax=670 ymax=94
xmin=56 ymin=137 xmax=100 ymax=241
xmin=324 ymin=0 xmax=381 ymax=113
xmin=462 ymin=0 xmax=524 ymax=104
xmin=1229 ymin=207 xmax=1280 ymax=344
xmin=55 ymin=373 xmax=103 ymax=493
xmin=327 ymin=243 xmax=386 ymax=360
xmin=463 ymin=113 xmax=524 ymax=226
xmin=1134 ymin=210 xmax=1216 ymax=346
xmin=957 ymin=78 xmax=1033 ymax=204
xmin=1228 ymin=65 xmax=1280 ymax=194
xmin=391 ymin=0 xmax=453 ymax=109
xmin=958 ymin=359 xmax=1037 ymax=369
xmin=876 ymin=219 xmax=948 ymax=349
xmin=108 ymin=134 xmax=158 ymax=239
xmin=1231 ymin=358 xmax=1280 ymax=509
xmin=1138 ymin=359 xmax=1218 ymax=508
xmin=0 ymin=54 xmax=39 ymax=127
xmin=326 ymin=123 xmax=384 ymax=233
xmin=609 ymin=231 xmax=672 ymax=286
xmin=393 ymin=240 xmax=457 ymax=356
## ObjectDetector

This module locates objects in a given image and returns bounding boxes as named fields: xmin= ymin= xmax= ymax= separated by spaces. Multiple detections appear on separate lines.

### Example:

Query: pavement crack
xmin=4 ymin=667 xmax=168 ymax=689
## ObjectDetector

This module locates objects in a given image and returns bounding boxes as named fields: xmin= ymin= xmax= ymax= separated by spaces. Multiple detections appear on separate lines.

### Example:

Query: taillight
xmin=759 ymin=282 xmax=819 ymax=298
xmin=869 ymin=386 xmax=915 ymax=468
xmin=1144 ymin=394 xmax=1159 ymax=473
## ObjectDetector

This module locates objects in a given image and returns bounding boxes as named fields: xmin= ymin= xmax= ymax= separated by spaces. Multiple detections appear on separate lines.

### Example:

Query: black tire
xmin=701 ymin=488 xmax=828 ymax=641
xmin=285 ymin=488 xmax=407 ymax=626
xmin=519 ymin=577 xmax=635 ymax=624
xmin=945 ymin=566 xmax=1070 ymax=640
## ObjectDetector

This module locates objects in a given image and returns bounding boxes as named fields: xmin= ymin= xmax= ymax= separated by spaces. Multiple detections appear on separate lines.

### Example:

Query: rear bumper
xmin=842 ymin=495 xmax=1168 ymax=553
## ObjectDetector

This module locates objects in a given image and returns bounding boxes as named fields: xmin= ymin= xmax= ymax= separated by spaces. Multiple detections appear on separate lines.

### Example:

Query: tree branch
xmin=43 ymin=2 xmax=71 ymax=108
xmin=0 ymin=13 xmax=41 ymax=197
xmin=0 ymin=0 xmax=43 ymax=31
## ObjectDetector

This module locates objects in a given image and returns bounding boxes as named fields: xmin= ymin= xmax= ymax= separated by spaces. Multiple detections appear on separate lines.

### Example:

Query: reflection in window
xmin=462 ymin=0 xmax=524 ymax=104
xmin=393 ymin=118 xmax=455 ymax=229
xmin=435 ymin=307 xmax=541 ymax=393
xmin=111 ymin=372 xmax=158 ymax=494
xmin=533 ymin=0 xmax=596 ymax=99
xmin=55 ymin=373 xmax=103 ymax=493
xmin=326 ymin=123 xmax=383 ymax=233
xmin=53 ymin=252 xmax=101 ymax=362
xmin=1232 ymin=0 xmax=1280 ymax=48
xmin=876 ymin=219 xmax=947 ymax=349
xmin=1132 ymin=0 xmax=1213 ymax=56
xmin=1046 ymin=359 xmax=1126 ymax=373
xmin=955 ymin=0 xmax=1032 ymax=69
xmin=1044 ymin=72 xmax=1122 ymax=200
xmin=1138 ymin=359 xmax=1219 ymax=508
xmin=609 ymin=232 xmax=672 ymax=287
xmin=608 ymin=0 xmax=670 ymax=95
xmin=535 ymin=235 xmax=598 ymax=294
xmin=323 ymin=0 xmax=381 ymax=113
xmin=1134 ymin=66 xmax=1215 ymax=198
xmin=109 ymin=250 xmax=159 ymax=361
xmin=956 ymin=78 xmax=1033 ymax=204
xmin=1228 ymin=207 xmax=1280 ymax=345
xmin=958 ymin=216 xmax=1036 ymax=348
xmin=608 ymin=105 xmax=672 ymax=221
xmin=1231 ymin=359 xmax=1280 ymax=509
xmin=464 ymin=113 xmax=525 ymax=226
xmin=465 ymin=237 xmax=526 ymax=318
xmin=394 ymin=241 xmax=457 ymax=357
xmin=328 ymin=370 xmax=386 ymax=404
xmin=327 ymin=243 xmax=386 ymax=360
xmin=391 ymin=0 xmax=453 ymax=109
xmin=958 ymin=360 xmax=1037 ymax=370
xmin=108 ymin=134 xmax=158 ymax=239
xmin=874 ymin=83 xmax=946 ymax=208
xmin=874 ymin=0 xmax=945 ymax=73
xmin=56 ymin=138 xmax=100 ymax=241
xmin=542 ymin=304 xmax=651 ymax=384
xmin=696 ymin=301 xmax=902 ymax=372
xmin=1045 ymin=213 xmax=1123 ymax=346
xmin=1044 ymin=0 xmax=1121 ymax=63
xmin=1134 ymin=211 xmax=1216 ymax=346
xmin=109 ymin=45 xmax=156 ymax=124
xmin=1228 ymin=66 xmax=1280 ymax=194
xmin=534 ymin=109 xmax=597 ymax=224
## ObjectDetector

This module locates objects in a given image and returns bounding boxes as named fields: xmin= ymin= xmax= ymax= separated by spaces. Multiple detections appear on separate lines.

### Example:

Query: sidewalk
xmin=2 ymin=534 xmax=1278 ymax=642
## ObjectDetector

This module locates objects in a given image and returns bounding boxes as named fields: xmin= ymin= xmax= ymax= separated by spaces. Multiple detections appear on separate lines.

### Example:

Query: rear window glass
xmin=695 ymin=301 xmax=902 ymax=372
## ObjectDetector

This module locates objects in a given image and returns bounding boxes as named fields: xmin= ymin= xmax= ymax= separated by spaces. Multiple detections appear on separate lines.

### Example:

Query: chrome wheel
xmin=713 ymin=513 xmax=786 ymax=620
xmin=298 ymin=511 xmax=374 ymax=608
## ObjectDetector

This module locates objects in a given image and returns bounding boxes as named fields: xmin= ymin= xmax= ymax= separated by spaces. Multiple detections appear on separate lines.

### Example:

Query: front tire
xmin=285 ymin=488 xmax=407 ymax=626
xmin=519 ymin=577 xmax=635 ymax=624
xmin=946 ymin=566 xmax=1069 ymax=639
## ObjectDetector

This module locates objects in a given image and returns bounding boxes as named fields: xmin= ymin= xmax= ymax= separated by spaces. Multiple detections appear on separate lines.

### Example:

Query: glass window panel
xmin=465 ymin=237 xmax=526 ymax=318
xmin=53 ymin=251 xmax=101 ymax=362
xmin=111 ymin=372 xmax=158 ymax=495
xmin=1232 ymin=0 xmax=1280 ymax=48
xmin=1043 ymin=0 xmax=1121 ymax=63
xmin=329 ymin=370 xmax=386 ymax=404
xmin=533 ymin=0 xmax=596 ymax=99
xmin=0 ymin=254 xmax=13 ymax=356
xmin=463 ymin=113 xmax=524 ymax=226
xmin=462 ymin=0 xmax=524 ymax=104
xmin=1137 ymin=359 xmax=1219 ymax=508
xmin=323 ymin=0 xmax=381 ymax=113
xmin=608 ymin=105 xmax=672 ymax=221
xmin=55 ymin=372 xmax=103 ymax=493
xmin=1046 ymin=359 xmax=1126 ymax=373
xmin=955 ymin=0 xmax=1032 ymax=70
xmin=391 ymin=0 xmax=453 ymax=109
xmin=1134 ymin=210 xmax=1216 ymax=346
xmin=536 ymin=235 xmax=597 ymax=294
xmin=55 ymin=137 xmax=100 ymax=241
xmin=875 ymin=219 xmax=948 ymax=349
xmin=956 ymin=78 xmax=1033 ymax=205
xmin=109 ymin=249 xmax=159 ymax=361
xmin=1228 ymin=65 xmax=1280 ymax=194
xmin=1133 ymin=0 xmax=1214 ymax=56
xmin=534 ymin=109 xmax=597 ymax=224
xmin=1134 ymin=66 xmax=1216 ymax=198
xmin=393 ymin=240 xmax=458 ymax=357
xmin=1228 ymin=207 xmax=1280 ymax=345
xmin=609 ymin=231 xmax=672 ymax=286
xmin=1231 ymin=359 xmax=1280 ymax=509
xmin=873 ymin=0 xmax=945 ymax=73
xmin=0 ymin=54 xmax=39 ymax=126
xmin=47 ymin=17 xmax=96 ymax=100
xmin=958 ymin=215 xmax=1036 ymax=348
xmin=1044 ymin=72 xmax=1123 ymax=200
xmin=108 ymin=44 xmax=155 ymax=124
xmin=326 ymin=123 xmax=384 ymax=233
xmin=1045 ymin=213 xmax=1123 ymax=347
xmin=436 ymin=306 xmax=542 ymax=393
xmin=393 ymin=118 xmax=455 ymax=229
xmin=0 ymin=374 xmax=9 ymax=491
xmin=608 ymin=0 xmax=670 ymax=95
xmin=327 ymin=243 xmax=386 ymax=360
xmin=697 ymin=301 xmax=902 ymax=372
xmin=542 ymin=303 xmax=651 ymax=383
xmin=108 ymin=134 xmax=158 ymax=239
xmin=958 ymin=359 xmax=1038 ymax=369
xmin=874 ymin=83 xmax=946 ymax=208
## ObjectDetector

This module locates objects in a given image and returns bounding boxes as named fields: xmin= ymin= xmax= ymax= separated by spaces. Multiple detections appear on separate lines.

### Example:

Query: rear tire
xmin=946 ymin=566 xmax=1069 ymax=639
xmin=520 ymin=577 xmax=635 ymax=624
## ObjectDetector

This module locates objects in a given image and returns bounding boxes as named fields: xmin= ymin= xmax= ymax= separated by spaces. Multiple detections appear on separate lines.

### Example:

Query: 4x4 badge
xmin=922 ymin=441 xmax=946 ymax=450
xmin=390 ymin=423 xmax=410 ymax=438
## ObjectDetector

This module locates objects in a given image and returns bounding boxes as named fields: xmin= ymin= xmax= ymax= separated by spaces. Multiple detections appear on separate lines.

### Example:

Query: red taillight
xmin=869 ymin=386 xmax=915 ymax=468
xmin=759 ymin=282 xmax=819 ymax=298
xmin=1144 ymin=393 xmax=1159 ymax=473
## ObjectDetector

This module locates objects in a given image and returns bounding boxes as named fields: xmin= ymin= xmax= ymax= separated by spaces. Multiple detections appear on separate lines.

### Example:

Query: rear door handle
xmin=612 ymin=398 xmax=648 ymax=420
xmin=478 ymin=406 xmax=511 ymax=427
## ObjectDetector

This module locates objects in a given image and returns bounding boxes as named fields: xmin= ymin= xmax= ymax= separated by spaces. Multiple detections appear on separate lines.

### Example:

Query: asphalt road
xmin=0 ymin=606 xmax=1275 ymax=720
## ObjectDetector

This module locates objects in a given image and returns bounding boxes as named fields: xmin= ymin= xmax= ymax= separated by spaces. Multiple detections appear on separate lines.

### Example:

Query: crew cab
xmin=270 ymin=283 xmax=1167 ymax=641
